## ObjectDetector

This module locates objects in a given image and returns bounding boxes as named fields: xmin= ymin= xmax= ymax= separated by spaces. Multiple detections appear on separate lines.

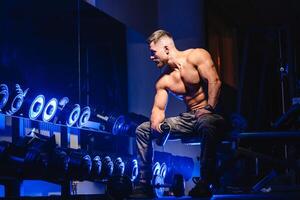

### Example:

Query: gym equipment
xmin=0 ymin=84 xmax=9 ymax=111
xmin=106 ymin=175 xmax=133 ymax=199
xmin=152 ymin=161 xmax=161 ymax=176
xmin=3 ymin=84 xmax=29 ymax=116
xmin=113 ymin=157 xmax=125 ymax=176
xmin=28 ymin=95 xmax=46 ymax=120
xmin=67 ymin=149 xmax=92 ymax=180
xmin=90 ymin=155 xmax=102 ymax=179
xmin=152 ymin=173 xmax=185 ymax=197
xmin=47 ymin=147 xmax=70 ymax=179
xmin=151 ymin=161 xmax=184 ymax=197
xmin=156 ymin=121 xmax=171 ymax=146
xmin=52 ymin=98 xmax=81 ymax=127
xmin=272 ymin=104 xmax=300 ymax=130
xmin=154 ymin=151 xmax=194 ymax=182
xmin=123 ymin=158 xmax=138 ymax=181
xmin=96 ymin=112 xmax=143 ymax=136
xmin=77 ymin=106 xmax=91 ymax=128
xmin=0 ymin=135 xmax=56 ymax=178
xmin=101 ymin=156 xmax=114 ymax=178
xmin=160 ymin=162 xmax=167 ymax=179
xmin=42 ymin=98 xmax=58 ymax=122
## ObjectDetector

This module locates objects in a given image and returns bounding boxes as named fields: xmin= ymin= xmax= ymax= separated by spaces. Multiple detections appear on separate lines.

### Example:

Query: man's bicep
xmin=153 ymin=88 xmax=168 ymax=111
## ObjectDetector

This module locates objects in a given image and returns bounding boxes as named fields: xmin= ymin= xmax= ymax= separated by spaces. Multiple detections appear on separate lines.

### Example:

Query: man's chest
xmin=167 ymin=65 xmax=201 ymax=94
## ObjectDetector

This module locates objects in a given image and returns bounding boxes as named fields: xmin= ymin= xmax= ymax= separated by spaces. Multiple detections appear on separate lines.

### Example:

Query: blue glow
xmin=42 ymin=98 xmax=58 ymax=122
xmin=0 ymin=184 xmax=3 ymax=197
xmin=112 ymin=116 xmax=125 ymax=135
xmin=6 ymin=84 xmax=28 ymax=116
xmin=0 ymin=84 xmax=9 ymax=111
xmin=7 ymin=94 xmax=23 ymax=115
xmin=20 ymin=180 xmax=60 ymax=197
xmin=29 ymin=95 xmax=45 ymax=120
xmin=58 ymin=97 xmax=69 ymax=108
xmin=66 ymin=104 xmax=80 ymax=127
xmin=77 ymin=106 xmax=91 ymax=128
xmin=0 ymin=114 xmax=5 ymax=130
xmin=39 ymin=121 xmax=62 ymax=134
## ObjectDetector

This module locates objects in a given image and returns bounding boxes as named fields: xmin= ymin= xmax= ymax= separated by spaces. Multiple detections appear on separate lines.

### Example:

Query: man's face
xmin=149 ymin=41 xmax=168 ymax=68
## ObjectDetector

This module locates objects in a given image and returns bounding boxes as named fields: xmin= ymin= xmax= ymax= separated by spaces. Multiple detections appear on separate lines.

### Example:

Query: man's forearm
xmin=207 ymin=80 xmax=222 ymax=108
xmin=150 ymin=108 xmax=165 ymax=130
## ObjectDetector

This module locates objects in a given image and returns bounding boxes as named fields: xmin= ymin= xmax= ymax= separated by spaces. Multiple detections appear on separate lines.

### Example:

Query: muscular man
xmin=133 ymin=30 xmax=225 ymax=198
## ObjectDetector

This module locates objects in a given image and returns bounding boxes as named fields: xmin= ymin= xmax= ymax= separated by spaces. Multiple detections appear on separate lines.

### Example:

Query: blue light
xmin=112 ymin=116 xmax=126 ymax=135
xmin=0 ymin=184 xmax=4 ymax=197
xmin=6 ymin=84 xmax=28 ymax=116
xmin=42 ymin=98 xmax=58 ymax=122
xmin=58 ymin=97 xmax=69 ymax=109
xmin=28 ymin=95 xmax=45 ymax=120
xmin=20 ymin=180 xmax=60 ymax=197
xmin=0 ymin=114 xmax=5 ymax=130
xmin=0 ymin=84 xmax=9 ymax=111
xmin=77 ymin=106 xmax=91 ymax=128
xmin=66 ymin=104 xmax=81 ymax=127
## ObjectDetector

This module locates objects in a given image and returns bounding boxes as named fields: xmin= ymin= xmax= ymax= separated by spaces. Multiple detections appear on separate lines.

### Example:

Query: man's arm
xmin=150 ymin=80 xmax=168 ymax=132
xmin=189 ymin=49 xmax=221 ymax=114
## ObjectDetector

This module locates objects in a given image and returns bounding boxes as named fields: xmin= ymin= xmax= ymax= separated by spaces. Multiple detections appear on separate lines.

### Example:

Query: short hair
xmin=147 ymin=29 xmax=173 ymax=44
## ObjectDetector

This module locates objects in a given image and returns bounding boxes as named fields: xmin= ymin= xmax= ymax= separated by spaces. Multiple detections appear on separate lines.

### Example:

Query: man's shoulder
xmin=186 ymin=48 xmax=211 ymax=64
xmin=155 ymin=73 xmax=170 ymax=90
xmin=187 ymin=48 xmax=210 ymax=57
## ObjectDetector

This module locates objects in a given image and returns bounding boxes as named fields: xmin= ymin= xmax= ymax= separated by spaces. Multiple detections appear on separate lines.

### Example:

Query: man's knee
xmin=136 ymin=121 xmax=151 ymax=135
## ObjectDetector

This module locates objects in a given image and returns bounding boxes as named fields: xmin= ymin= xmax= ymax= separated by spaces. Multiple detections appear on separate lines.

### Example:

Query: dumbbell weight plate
xmin=0 ymin=141 xmax=10 ymax=160
xmin=152 ymin=175 xmax=164 ymax=198
xmin=152 ymin=161 xmax=161 ymax=176
xmin=107 ymin=175 xmax=133 ymax=199
xmin=171 ymin=173 xmax=185 ymax=197
xmin=160 ymin=162 xmax=167 ymax=179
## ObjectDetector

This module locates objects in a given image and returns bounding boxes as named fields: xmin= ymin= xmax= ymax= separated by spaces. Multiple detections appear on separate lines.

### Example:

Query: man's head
xmin=147 ymin=30 xmax=175 ymax=68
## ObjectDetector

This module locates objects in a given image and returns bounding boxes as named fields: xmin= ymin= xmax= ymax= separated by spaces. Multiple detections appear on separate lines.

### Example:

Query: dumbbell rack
xmin=0 ymin=113 xmax=135 ymax=199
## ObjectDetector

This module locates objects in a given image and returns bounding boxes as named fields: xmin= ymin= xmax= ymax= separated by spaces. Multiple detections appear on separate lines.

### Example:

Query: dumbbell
xmin=90 ymin=155 xmax=102 ymax=179
xmin=67 ymin=149 xmax=92 ymax=180
xmin=48 ymin=147 xmax=70 ymax=179
xmin=2 ymin=84 xmax=28 ymax=116
xmin=101 ymin=156 xmax=114 ymax=178
xmin=156 ymin=121 xmax=171 ymax=146
xmin=151 ymin=162 xmax=185 ymax=197
xmin=0 ymin=84 xmax=9 ymax=111
xmin=106 ymin=175 xmax=133 ymax=200
xmin=124 ymin=158 xmax=138 ymax=182
xmin=106 ymin=157 xmax=134 ymax=199
xmin=152 ymin=173 xmax=185 ymax=197
xmin=113 ymin=157 xmax=125 ymax=176
xmin=0 ymin=141 xmax=10 ymax=160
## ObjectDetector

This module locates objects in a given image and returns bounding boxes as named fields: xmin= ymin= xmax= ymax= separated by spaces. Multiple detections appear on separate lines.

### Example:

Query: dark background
xmin=0 ymin=0 xmax=127 ymax=113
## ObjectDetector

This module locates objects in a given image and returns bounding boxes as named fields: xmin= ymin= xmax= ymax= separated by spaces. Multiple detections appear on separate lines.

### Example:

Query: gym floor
xmin=1 ymin=192 xmax=300 ymax=200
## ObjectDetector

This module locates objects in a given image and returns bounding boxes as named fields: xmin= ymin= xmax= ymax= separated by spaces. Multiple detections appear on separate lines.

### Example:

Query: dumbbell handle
xmin=156 ymin=122 xmax=171 ymax=146
xmin=153 ymin=183 xmax=172 ymax=188
xmin=96 ymin=114 xmax=109 ymax=121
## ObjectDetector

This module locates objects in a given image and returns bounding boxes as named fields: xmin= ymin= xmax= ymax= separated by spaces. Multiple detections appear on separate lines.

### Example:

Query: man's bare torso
xmin=160 ymin=49 xmax=207 ymax=111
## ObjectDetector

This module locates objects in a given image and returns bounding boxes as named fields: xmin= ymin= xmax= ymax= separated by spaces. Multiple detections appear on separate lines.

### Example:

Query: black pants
xmin=135 ymin=111 xmax=226 ymax=185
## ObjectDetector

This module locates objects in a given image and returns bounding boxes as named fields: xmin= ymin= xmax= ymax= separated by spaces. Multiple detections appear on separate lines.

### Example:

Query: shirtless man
xmin=134 ymin=30 xmax=225 ymax=198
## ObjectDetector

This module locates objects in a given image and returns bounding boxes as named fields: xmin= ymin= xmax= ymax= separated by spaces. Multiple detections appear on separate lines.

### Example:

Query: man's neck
xmin=167 ymin=49 xmax=182 ymax=69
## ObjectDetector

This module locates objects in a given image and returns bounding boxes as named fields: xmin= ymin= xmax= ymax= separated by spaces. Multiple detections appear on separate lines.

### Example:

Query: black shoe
xmin=188 ymin=178 xmax=212 ymax=198
xmin=129 ymin=182 xmax=156 ymax=199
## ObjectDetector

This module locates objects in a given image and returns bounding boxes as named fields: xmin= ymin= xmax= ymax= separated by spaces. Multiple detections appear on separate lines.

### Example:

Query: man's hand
xmin=151 ymin=122 xmax=163 ymax=133
xmin=195 ymin=108 xmax=211 ymax=118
